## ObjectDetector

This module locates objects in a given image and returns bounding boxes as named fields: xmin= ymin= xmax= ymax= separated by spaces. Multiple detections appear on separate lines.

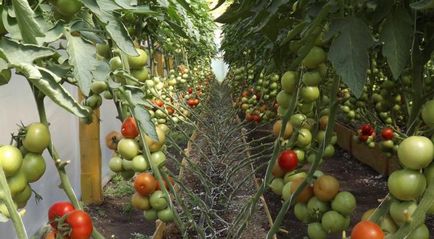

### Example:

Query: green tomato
xmin=85 ymin=94 xmax=103 ymax=109
xmin=281 ymin=182 xmax=293 ymax=201
xmin=270 ymin=178 xmax=284 ymax=195
xmin=157 ymin=207 xmax=174 ymax=222
xmin=109 ymin=56 xmax=123 ymax=71
xmin=323 ymin=144 xmax=335 ymax=158
xmin=22 ymin=153 xmax=46 ymax=183
xmin=150 ymin=190 xmax=168 ymax=210
xmin=150 ymin=151 xmax=166 ymax=168
xmin=296 ymin=128 xmax=312 ymax=147
xmin=0 ymin=145 xmax=23 ymax=177
xmin=388 ymin=169 xmax=426 ymax=201
xmin=321 ymin=210 xmax=346 ymax=233
xmin=128 ymin=48 xmax=148 ymax=69
xmin=281 ymin=71 xmax=298 ymax=93
xmin=301 ymin=87 xmax=320 ymax=102
xmin=56 ymin=0 xmax=82 ymax=17
xmin=389 ymin=200 xmax=418 ymax=226
xmin=407 ymin=224 xmax=430 ymax=239
xmin=294 ymin=203 xmax=311 ymax=223
xmin=293 ymin=149 xmax=305 ymax=162
xmin=131 ymin=67 xmax=149 ymax=82
xmin=276 ymin=90 xmax=292 ymax=109
xmin=7 ymin=170 xmax=27 ymax=197
xmin=397 ymin=136 xmax=433 ymax=170
xmin=301 ymin=46 xmax=326 ymax=69
xmin=23 ymin=123 xmax=50 ymax=154
xmin=283 ymin=171 xmax=307 ymax=184
xmin=307 ymin=222 xmax=327 ymax=239
xmin=90 ymin=81 xmax=108 ymax=94
xmin=109 ymin=156 xmax=123 ymax=172
xmin=331 ymin=191 xmax=356 ymax=216
xmin=302 ymin=71 xmax=321 ymax=86
xmin=290 ymin=114 xmax=307 ymax=128
xmin=13 ymin=184 xmax=32 ymax=208
xmin=117 ymin=139 xmax=140 ymax=160
xmin=307 ymin=197 xmax=330 ymax=221
xmin=421 ymin=100 xmax=434 ymax=128
xmin=132 ymin=155 xmax=149 ymax=172
xmin=96 ymin=43 xmax=111 ymax=59
xmin=143 ymin=209 xmax=158 ymax=221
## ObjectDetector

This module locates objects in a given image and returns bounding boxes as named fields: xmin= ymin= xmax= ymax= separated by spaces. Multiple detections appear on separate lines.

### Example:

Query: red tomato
xmin=134 ymin=172 xmax=157 ymax=196
xmin=156 ymin=176 xmax=175 ymax=190
xmin=381 ymin=127 xmax=394 ymax=140
xmin=187 ymin=87 xmax=193 ymax=94
xmin=251 ymin=114 xmax=261 ymax=123
xmin=351 ymin=221 xmax=384 ymax=239
xmin=153 ymin=99 xmax=164 ymax=108
xmin=166 ymin=106 xmax=175 ymax=115
xmin=241 ymin=91 xmax=249 ymax=97
xmin=48 ymin=201 xmax=75 ymax=229
xmin=65 ymin=210 xmax=93 ymax=239
xmin=358 ymin=134 xmax=369 ymax=142
xmin=193 ymin=98 xmax=200 ymax=106
xmin=187 ymin=99 xmax=196 ymax=107
xmin=278 ymin=150 xmax=298 ymax=171
xmin=121 ymin=117 xmax=139 ymax=139
xmin=360 ymin=124 xmax=374 ymax=136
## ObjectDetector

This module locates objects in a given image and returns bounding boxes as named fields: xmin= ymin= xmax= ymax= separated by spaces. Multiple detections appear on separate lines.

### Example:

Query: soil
xmin=87 ymin=179 xmax=156 ymax=239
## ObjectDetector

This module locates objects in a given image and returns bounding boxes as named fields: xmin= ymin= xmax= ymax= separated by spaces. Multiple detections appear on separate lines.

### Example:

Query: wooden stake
xmin=79 ymin=93 xmax=103 ymax=205
xmin=154 ymin=51 xmax=165 ymax=77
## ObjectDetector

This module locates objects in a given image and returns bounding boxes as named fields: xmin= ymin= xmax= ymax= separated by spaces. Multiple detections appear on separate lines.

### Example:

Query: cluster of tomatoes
xmin=270 ymin=168 xmax=356 ymax=238
xmin=0 ymin=123 xmax=50 ymax=215
xmin=107 ymin=116 xmax=176 ymax=223
xmin=44 ymin=201 xmax=93 ymax=239
xmin=230 ymin=67 xmax=279 ymax=123
xmin=185 ymin=87 xmax=201 ymax=108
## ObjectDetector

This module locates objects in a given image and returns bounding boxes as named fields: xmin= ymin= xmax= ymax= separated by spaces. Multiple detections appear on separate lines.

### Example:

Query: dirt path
xmin=165 ymin=84 xmax=268 ymax=238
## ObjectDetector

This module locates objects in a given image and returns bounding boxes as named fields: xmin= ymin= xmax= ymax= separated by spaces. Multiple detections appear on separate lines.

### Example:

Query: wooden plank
xmin=154 ymin=51 xmax=165 ymax=77
xmin=78 ymin=93 xmax=103 ymax=205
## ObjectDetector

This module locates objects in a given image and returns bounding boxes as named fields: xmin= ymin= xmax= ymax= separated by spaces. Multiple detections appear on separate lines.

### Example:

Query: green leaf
xmin=328 ymin=17 xmax=374 ymax=98
xmin=114 ymin=0 xmax=156 ymax=14
xmin=33 ymin=66 xmax=91 ymax=118
xmin=65 ymin=30 xmax=98 ymax=96
xmin=380 ymin=8 xmax=413 ymax=80
xmin=92 ymin=60 xmax=111 ymax=81
xmin=410 ymin=0 xmax=434 ymax=10
xmin=156 ymin=0 xmax=169 ymax=8
xmin=133 ymin=105 xmax=158 ymax=141
xmin=11 ymin=0 xmax=44 ymax=44
xmin=0 ymin=38 xmax=55 ymax=64
xmin=81 ymin=0 xmax=137 ymax=56
xmin=36 ymin=23 xmax=64 ymax=44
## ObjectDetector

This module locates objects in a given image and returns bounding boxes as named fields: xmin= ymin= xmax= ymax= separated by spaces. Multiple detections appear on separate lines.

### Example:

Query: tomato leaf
xmin=328 ymin=17 xmax=374 ymax=98
xmin=36 ymin=22 xmax=64 ymax=45
xmin=11 ymin=0 xmax=45 ymax=44
xmin=0 ymin=38 xmax=55 ymax=64
xmin=114 ymin=0 xmax=156 ymax=14
xmin=65 ymin=30 xmax=98 ymax=96
xmin=92 ymin=60 xmax=111 ymax=82
xmin=81 ymin=0 xmax=138 ymax=56
xmin=133 ymin=105 xmax=158 ymax=141
xmin=33 ymin=66 xmax=91 ymax=118
xmin=410 ymin=0 xmax=434 ymax=10
xmin=380 ymin=8 xmax=413 ymax=80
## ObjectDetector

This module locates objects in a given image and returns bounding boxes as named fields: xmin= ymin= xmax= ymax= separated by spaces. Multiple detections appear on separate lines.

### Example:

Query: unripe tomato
xmin=294 ymin=203 xmax=311 ymax=223
xmin=389 ymin=200 xmax=417 ymax=226
xmin=290 ymin=178 xmax=314 ymax=203
xmin=397 ymin=136 xmax=433 ymax=170
xmin=421 ymin=99 xmax=434 ymax=128
xmin=272 ymin=120 xmax=293 ymax=139
xmin=158 ymin=207 xmax=174 ymax=222
xmin=388 ymin=169 xmax=426 ymax=201
xmin=281 ymin=71 xmax=298 ymax=93
xmin=313 ymin=175 xmax=340 ymax=202
xmin=131 ymin=192 xmax=151 ymax=210
xmin=108 ymin=156 xmax=123 ymax=172
xmin=321 ymin=210 xmax=347 ymax=233
xmin=149 ymin=190 xmax=168 ymax=210
xmin=302 ymin=46 xmax=326 ymax=69
xmin=301 ymin=87 xmax=320 ymax=102
xmin=0 ymin=145 xmax=23 ymax=177
xmin=296 ymin=128 xmax=312 ymax=147
xmin=22 ymin=153 xmax=46 ymax=183
xmin=331 ymin=191 xmax=356 ymax=216
xmin=407 ymin=224 xmax=429 ymax=239
xmin=128 ymin=48 xmax=148 ymax=69
xmin=117 ymin=139 xmax=140 ymax=160
xmin=55 ymin=0 xmax=82 ymax=17
xmin=131 ymin=67 xmax=149 ymax=82
xmin=307 ymin=222 xmax=327 ymax=239
xmin=143 ymin=209 xmax=158 ymax=221
xmin=302 ymin=71 xmax=321 ymax=86
xmin=270 ymin=178 xmax=284 ymax=195
xmin=23 ymin=123 xmax=50 ymax=153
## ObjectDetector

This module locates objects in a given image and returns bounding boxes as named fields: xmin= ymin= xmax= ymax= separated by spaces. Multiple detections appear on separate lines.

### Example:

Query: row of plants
xmin=0 ymin=0 xmax=216 ymax=238
xmin=218 ymin=0 xmax=434 ymax=238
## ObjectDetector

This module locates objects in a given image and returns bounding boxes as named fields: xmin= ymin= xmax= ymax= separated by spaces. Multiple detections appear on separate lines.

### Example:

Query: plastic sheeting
xmin=0 ymin=73 xmax=117 ymax=238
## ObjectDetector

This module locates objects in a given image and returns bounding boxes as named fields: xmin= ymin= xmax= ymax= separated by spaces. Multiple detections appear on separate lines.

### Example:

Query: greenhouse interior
xmin=0 ymin=0 xmax=434 ymax=238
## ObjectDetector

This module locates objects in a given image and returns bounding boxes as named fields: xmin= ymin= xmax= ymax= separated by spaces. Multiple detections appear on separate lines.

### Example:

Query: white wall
xmin=0 ymin=73 xmax=116 ymax=238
